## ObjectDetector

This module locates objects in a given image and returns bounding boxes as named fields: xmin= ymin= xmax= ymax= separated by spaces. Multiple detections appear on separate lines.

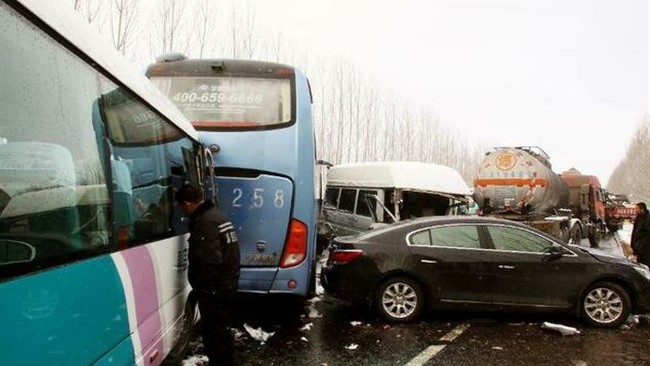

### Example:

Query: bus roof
xmin=327 ymin=161 xmax=472 ymax=196
xmin=14 ymin=0 xmax=198 ymax=140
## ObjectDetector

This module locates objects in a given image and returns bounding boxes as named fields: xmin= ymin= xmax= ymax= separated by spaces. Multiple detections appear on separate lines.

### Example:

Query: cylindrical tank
xmin=473 ymin=147 xmax=569 ymax=216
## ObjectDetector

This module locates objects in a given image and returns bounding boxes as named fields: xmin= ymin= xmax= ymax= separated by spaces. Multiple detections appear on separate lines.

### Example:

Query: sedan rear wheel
xmin=581 ymin=282 xmax=630 ymax=328
xmin=375 ymin=276 xmax=423 ymax=322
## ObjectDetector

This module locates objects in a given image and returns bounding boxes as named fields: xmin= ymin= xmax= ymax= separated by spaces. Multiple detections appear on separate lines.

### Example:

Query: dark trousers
xmin=196 ymin=278 xmax=238 ymax=366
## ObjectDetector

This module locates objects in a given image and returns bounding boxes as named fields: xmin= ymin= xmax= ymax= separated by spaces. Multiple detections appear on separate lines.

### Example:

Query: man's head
xmin=636 ymin=202 xmax=648 ymax=217
xmin=175 ymin=184 xmax=204 ymax=215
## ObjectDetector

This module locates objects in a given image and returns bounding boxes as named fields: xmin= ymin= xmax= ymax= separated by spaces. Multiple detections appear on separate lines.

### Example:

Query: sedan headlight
xmin=634 ymin=264 xmax=650 ymax=281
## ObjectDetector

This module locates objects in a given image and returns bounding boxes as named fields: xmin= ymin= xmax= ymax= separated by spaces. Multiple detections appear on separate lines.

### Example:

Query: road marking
xmin=404 ymin=323 xmax=470 ymax=366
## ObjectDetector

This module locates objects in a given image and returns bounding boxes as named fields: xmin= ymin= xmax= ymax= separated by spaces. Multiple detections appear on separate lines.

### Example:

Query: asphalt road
xmin=174 ymin=231 xmax=650 ymax=366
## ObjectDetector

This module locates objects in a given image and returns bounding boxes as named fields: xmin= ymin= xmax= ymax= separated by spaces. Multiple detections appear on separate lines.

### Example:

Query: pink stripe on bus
xmin=122 ymin=245 xmax=164 ymax=365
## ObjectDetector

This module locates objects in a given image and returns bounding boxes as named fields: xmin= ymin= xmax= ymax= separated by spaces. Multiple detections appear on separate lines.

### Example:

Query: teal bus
xmin=1 ymin=0 xmax=209 ymax=364
xmin=146 ymin=55 xmax=319 ymax=297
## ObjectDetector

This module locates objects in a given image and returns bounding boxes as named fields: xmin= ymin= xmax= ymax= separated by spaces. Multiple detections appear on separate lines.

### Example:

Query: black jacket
xmin=188 ymin=200 xmax=240 ymax=291
xmin=631 ymin=211 xmax=650 ymax=263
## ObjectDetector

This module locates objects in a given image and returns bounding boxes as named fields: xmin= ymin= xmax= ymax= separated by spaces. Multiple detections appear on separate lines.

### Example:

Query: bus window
xmin=0 ymin=2 xmax=202 ymax=365
xmin=150 ymin=76 xmax=293 ymax=129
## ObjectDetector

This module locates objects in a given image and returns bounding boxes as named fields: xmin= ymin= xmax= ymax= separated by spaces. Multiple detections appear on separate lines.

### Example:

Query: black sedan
xmin=321 ymin=216 xmax=650 ymax=328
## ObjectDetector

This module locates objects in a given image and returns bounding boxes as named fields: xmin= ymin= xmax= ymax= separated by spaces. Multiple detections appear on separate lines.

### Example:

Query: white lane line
xmin=404 ymin=323 xmax=470 ymax=366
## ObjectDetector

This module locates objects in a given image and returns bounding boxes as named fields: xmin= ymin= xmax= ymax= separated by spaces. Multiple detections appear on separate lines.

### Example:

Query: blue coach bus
xmin=0 ymin=0 xmax=209 ymax=364
xmin=146 ymin=55 xmax=319 ymax=297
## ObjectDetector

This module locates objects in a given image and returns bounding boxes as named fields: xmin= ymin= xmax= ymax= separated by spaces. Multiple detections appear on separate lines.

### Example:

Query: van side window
xmin=339 ymin=189 xmax=356 ymax=212
xmin=356 ymin=190 xmax=376 ymax=217
xmin=325 ymin=188 xmax=339 ymax=207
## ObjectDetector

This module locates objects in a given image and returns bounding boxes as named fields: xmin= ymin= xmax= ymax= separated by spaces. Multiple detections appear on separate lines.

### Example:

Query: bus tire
xmin=166 ymin=295 xmax=198 ymax=363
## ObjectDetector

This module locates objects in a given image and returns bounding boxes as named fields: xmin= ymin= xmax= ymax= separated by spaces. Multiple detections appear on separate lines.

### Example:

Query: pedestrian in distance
xmin=631 ymin=202 xmax=650 ymax=267
xmin=175 ymin=184 xmax=241 ymax=366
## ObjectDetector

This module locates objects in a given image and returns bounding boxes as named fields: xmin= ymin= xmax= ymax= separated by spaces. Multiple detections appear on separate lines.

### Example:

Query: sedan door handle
xmin=421 ymin=259 xmax=438 ymax=264
xmin=498 ymin=265 xmax=515 ymax=269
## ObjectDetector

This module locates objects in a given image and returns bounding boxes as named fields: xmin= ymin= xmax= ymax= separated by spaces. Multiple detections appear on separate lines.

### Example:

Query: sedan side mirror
xmin=545 ymin=244 xmax=565 ymax=260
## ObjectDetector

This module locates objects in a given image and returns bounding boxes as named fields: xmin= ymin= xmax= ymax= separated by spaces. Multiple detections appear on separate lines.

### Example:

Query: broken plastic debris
xmin=345 ymin=343 xmax=359 ymax=350
xmin=492 ymin=346 xmax=504 ymax=350
xmin=541 ymin=322 xmax=581 ymax=336
xmin=231 ymin=328 xmax=247 ymax=341
xmin=300 ymin=323 xmax=314 ymax=331
xmin=181 ymin=355 xmax=208 ymax=366
xmin=307 ymin=296 xmax=322 ymax=304
xmin=316 ymin=284 xmax=325 ymax=295
xmin=300 ymin=336 xmax=309 ymax=342
xmin=350 ymin=321 xmax=362 ymax=327
xmin=305 ymin=304 xmax=323 ymax=319
xmin=243 ymin=323 xmax=276 ymax=343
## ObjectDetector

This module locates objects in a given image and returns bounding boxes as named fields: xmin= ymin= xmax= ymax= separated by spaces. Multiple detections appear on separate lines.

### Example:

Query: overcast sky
xmin=249 ymin=0 xmax=649 ymax=185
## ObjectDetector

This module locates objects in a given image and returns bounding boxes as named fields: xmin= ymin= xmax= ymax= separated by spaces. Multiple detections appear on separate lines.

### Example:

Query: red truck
xmin=604 ymin=193 xmax=637 ymax=232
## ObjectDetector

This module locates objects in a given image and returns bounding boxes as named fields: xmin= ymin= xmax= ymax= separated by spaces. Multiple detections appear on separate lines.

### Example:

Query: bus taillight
xmin=280 ymin=219 xmax=307 ymax=268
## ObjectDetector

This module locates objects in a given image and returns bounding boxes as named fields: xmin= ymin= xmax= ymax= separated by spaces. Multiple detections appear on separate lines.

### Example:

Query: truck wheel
xmin=588 ymin=228 xmax=600 ymax=247
xmin=569 ymin=225 xmax=582 ymax=245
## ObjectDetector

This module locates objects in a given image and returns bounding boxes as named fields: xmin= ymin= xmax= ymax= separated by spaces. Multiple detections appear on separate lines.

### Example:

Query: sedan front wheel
xmin=581 ymin=282 xmax=630 ymax=328
xmin=375 ymin=276 xmax=424 ymax=322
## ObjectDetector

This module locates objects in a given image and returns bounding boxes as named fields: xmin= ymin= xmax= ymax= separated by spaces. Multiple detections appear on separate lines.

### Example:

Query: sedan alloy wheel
xmin=376 ymin=276 xmax=424 ymax=322
xmin=581 ymin=282 xmax=630 ymax=328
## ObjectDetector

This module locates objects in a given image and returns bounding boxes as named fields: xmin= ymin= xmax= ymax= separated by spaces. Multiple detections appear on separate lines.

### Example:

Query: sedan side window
xmin=410 ymin=225 xmax=480 ymax=249
xmin=487 ymin=226 xmax=551 ymax=253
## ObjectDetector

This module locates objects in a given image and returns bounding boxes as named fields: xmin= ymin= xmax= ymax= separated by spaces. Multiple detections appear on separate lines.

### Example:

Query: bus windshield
xmin=150 ymin=76 xmax=293 ymax=129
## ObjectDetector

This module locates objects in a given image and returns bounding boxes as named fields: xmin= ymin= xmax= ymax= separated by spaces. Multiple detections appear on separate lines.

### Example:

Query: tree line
xmin=607 ymin=115 xmax=650 ymax=203
xmin=71 ymin=0 xmax=646 ymax=195
xmin=71 ymin=0 xmax=488 ymax=184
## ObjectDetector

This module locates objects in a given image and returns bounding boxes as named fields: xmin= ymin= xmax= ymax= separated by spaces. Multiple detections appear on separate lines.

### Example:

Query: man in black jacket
xmin=175 ymin=184 xmax=240 ymax=366
xmin=631 ymin=202 xmax=650 ymax=267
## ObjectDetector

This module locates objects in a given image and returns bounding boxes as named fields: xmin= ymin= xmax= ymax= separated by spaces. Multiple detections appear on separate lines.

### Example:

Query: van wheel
xmin=581 ymin=282 xmax=630 ymax=328
xmin=375 ymin=276 xmax=424 ymax=322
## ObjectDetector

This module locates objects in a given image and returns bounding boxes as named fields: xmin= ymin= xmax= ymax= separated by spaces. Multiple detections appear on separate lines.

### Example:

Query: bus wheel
xmin=167 ymin=296 xmax=198 ymax=362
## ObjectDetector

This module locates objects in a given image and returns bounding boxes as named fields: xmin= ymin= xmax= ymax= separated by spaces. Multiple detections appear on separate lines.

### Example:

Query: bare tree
xmin=609 ymin=115 xmax=650 ymax=202
xmin=72 ymin=0 xmax=102 ymax=25
xmin=194 ymin=0 xmax=217 ymax=58
xmin=150 ymin=0 xmax=189 ymax=58
xmin=109 ymin=0 xmax=140 ymax=55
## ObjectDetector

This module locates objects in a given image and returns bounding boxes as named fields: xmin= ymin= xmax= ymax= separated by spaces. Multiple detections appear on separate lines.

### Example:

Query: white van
xmin=321 ymin=161 xmax=472 ymax=237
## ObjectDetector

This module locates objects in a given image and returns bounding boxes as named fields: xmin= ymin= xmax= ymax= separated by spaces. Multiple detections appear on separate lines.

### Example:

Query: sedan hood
xmin=568 ymin=244 xmax=629 ymax=265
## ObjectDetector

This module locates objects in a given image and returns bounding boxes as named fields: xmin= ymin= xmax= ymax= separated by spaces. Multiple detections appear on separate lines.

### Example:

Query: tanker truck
xmin=473 ymin=146 xmax=602 ymax=247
